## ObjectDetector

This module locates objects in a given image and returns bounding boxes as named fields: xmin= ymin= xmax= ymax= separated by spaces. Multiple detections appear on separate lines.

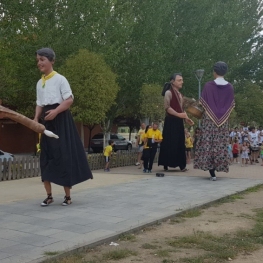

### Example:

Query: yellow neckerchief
xmin=36 ymin=133 xmax=41 ymax=153
xmin=41 ymin=71 xmax=57 ymax=88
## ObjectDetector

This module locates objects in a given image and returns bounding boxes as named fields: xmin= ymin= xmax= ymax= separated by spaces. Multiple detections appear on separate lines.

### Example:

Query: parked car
xmin=90 ymin=133 xmax=133 ymax=153
xmin=0 ymin=149 xmax=14 ymax=172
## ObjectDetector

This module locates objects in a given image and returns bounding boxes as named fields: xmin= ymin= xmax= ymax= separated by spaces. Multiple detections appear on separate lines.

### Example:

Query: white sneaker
xmin=135 ymin=162 xmax=140 ymax=166
xmin=210 ymin=177 xmax=217 ymax=181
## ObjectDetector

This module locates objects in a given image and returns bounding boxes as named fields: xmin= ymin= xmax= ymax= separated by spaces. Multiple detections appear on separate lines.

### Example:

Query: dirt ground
xmin=48 ymin=185 xmax=263 ymax=263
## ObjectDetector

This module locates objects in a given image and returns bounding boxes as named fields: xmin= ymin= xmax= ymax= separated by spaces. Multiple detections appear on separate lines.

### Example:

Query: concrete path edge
xmin=36 ymin=182 xmax=263 ymax=263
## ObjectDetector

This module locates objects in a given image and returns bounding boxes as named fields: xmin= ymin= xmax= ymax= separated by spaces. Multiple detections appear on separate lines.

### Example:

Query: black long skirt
xmin=158 ymin=115 xmax=186 ymax=170
xmin=40 ymin=104 xmax=93 ymax=187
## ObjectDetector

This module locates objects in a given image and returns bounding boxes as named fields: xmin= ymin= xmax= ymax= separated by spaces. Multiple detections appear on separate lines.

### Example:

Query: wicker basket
xmin=183 ymin=97 xmax=204 ymax=119
xmin=186 ymin=105 xmax=204 ymax=119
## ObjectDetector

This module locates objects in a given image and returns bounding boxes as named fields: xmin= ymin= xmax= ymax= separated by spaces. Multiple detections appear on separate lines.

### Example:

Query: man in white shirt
xmin=229 ymin=127 xmax=240 ymax=142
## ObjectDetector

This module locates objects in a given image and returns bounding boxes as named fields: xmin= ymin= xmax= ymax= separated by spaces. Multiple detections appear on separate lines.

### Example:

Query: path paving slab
xmin=0 ymin=166 xmax=262 ymax=263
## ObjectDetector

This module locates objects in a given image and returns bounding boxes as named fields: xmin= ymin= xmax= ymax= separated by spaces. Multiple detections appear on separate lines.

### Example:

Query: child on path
xmin=240 ymin=141 xmax=248 ymax=167
xmin=104 ymin=140 xmax=114 ymax=172
xmin=246 ymin=142 xmax=251 ymax=165
xmin=185 ymin=130 xmax=193 ymax=164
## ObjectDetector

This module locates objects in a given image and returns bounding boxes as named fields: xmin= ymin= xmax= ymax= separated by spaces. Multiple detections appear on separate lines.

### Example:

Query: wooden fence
xmin=0 ymin=150 xmax=159 ymax=181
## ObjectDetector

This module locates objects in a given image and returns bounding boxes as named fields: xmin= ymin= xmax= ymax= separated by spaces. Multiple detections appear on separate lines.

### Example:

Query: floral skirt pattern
xmin=194 ymin=112 xmax=229 ymax=172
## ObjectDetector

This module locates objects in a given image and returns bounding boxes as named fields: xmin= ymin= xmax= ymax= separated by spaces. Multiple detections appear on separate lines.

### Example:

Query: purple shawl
xmin=200 ymin=81 xmax=235 ymax=127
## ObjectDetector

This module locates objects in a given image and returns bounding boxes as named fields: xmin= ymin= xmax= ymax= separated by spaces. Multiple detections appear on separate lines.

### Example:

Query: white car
xmin=0 ymin=150 xmax=14 ymax=161
xmin=0 ymin=150 xmax=14 ymax=172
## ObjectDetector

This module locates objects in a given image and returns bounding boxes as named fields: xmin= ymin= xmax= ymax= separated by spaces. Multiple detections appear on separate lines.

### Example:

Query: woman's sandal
xmin=62 ymin=196 xmax=72 ymax=206
xmin=181 ymin=168 xmax=189 ymax=172
xmin=41 ymin=194 xmax=54 ymax=207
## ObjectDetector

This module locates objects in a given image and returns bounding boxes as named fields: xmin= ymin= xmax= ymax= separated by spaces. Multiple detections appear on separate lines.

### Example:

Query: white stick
xmin=44 ymin=130 xmax=59 ymax=139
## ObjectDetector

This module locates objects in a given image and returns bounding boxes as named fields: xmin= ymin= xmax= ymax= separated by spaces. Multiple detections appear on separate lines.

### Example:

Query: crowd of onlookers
xmin=227 ymin=126 xmax=263 ymax=166
xmin=184 ymin=125 xmax=263 ymax=167
xmin=104 ymin=123 xmax=263 ymax=171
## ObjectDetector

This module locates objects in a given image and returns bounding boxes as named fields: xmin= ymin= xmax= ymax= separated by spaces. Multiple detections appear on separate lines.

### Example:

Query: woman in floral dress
xmin=194 ymin=62 xmax=235 ymax=181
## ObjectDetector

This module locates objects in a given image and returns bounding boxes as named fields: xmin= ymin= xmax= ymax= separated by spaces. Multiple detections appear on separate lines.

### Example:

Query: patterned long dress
xmin=194 ymin=112 xmax=229 ymax=172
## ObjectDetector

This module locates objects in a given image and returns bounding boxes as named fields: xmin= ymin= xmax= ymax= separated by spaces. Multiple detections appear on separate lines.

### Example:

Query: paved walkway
xmin=0 ymin=162 xmax=262 ymax=263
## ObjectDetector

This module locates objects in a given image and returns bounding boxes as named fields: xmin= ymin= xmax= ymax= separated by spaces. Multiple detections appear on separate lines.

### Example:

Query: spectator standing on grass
xmin=34 ymin=48 xmax=93 ymax=207
xmin=135 ymin=123 xmax=146 ymax=168
xmin=104 ymin=140 xmax=114 ymax=172
xmin=194 ymin=62 xmax=235 ymax=181
xmin=143 ymin=123 xmax=163 ymax=173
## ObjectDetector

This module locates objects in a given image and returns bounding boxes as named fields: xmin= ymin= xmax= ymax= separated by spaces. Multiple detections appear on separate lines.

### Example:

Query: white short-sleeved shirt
xmin=249 ymin=131 xmax=259 ymax=146
xmin=229 ymin=131 xmax=240 ymax=139
xmin=36 ymin=73 xmax=74 ymax=107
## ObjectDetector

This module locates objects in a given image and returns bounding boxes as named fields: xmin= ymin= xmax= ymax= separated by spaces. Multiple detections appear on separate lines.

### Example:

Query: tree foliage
xmin=59 ymin=49 xmax=119 ymax=126
xmin=139 ymin=84 xmax=165 ymax=123
xmin=235 ymin=82 xmax=263 ymax=125
xmin=1 ymin=0 xmax=263 ymax=124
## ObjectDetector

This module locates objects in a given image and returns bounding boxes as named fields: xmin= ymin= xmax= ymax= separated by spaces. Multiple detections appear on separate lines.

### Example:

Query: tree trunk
xmin=80 ymin=122 xmax=84 ymax=145
xmin=141 ymin=117 xmax=150 ymax=125
xmin=129 ymin=127 xmax=132 ymax=140
xmin=87 ymin=124 xmax=95 ymax=153
xmin=101 ymin=119 xmax=111 ymax=149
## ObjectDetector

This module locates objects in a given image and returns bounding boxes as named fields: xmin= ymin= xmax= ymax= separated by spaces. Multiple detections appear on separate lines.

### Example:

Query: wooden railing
xmin=0 ymin=150 xmax=160 ymax=181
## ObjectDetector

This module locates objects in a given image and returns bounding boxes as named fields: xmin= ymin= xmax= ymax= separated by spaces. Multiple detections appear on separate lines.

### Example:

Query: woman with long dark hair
xmin=158 ymin=73 xmax=193 ymax=171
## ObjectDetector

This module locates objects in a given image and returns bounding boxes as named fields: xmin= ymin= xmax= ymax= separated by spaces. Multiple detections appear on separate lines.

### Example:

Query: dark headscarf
xmin=36 ymin=48 xmax=55 ymax=62
xmin=213 ymin=61 xmax=228 ymax=76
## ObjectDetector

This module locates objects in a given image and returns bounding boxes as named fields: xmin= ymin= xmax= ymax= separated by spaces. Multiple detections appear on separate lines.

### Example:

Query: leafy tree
xmin=139 ymin=84 xmax=165 ymax=124
xmin=228 ymin=109 xmax=240 ymax=128
xmin=59 ymin=49 xmax=119 ymax=144
xmin=1 ymin=0 xmax=263 ymax=125
xmin=161 ymin=0 xmax=263 ymax=98
xmin=0 ymin=0 xmax=127 ymax=114
xmin=235 ymin=82 xmax=263 ymax=126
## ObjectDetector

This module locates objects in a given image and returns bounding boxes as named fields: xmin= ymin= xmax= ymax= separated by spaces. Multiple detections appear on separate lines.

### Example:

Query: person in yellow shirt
xmin=136 ymin=123 xmax=146 ymax=167
xmin=104 ymin=140 xmax=114 ymax=172
xmin=185 ymin=129 xmax=193 ymax=164
xmin=140 ymin=125 xmax=152 ymax=169
xmin=143 ymin=123 xmax=163 ymax=173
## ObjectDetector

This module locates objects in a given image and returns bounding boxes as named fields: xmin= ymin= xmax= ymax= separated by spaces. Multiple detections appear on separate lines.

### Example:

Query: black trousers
xmin=209 ymin=169 xmax=216 ymax=177
xmin=143 ymin=147 xmax=157 ymax=171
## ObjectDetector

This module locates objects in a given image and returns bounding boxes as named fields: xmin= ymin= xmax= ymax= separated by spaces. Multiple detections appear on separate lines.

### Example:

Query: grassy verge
xmin=44 ymin=184 xmax=263 ymax=263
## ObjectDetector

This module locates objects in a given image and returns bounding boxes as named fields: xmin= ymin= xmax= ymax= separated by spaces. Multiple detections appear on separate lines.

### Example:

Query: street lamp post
xmin=195 ymin=69 xmax=205 ymax=127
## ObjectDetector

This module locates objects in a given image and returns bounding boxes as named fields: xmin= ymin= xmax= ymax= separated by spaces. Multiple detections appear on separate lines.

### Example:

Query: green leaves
xmin=235 ymin=82 xmax=263 ymax=125
xmin=139 ymin=84 xmax=165 ymax=123
xmin=1 ymin=0 xmax=263 ymax=124
xmin=59 ymin=49 xmax=119 ymax=125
